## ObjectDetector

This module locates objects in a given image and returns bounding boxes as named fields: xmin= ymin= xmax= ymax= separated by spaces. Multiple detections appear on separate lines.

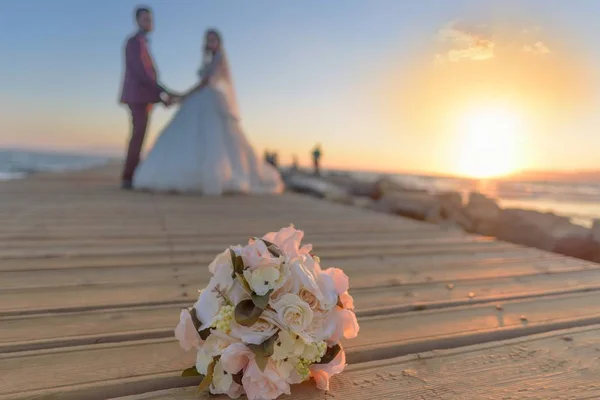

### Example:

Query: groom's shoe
xmin=121 ymin=180 xmax=133 ymax=190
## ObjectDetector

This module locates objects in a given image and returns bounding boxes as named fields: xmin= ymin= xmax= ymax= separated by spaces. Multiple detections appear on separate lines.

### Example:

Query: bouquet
xmin=175 ymin=225 xmax=359 ymax=400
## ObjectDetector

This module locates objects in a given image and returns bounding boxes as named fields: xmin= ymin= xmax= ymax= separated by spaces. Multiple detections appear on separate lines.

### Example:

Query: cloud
xmin=436 ymin=22 xmax=495 ymax=62
xmin=522 ymin=26 xmax=542 ymax=35
xmin=522 ymin=41 xmax=551 ymax=55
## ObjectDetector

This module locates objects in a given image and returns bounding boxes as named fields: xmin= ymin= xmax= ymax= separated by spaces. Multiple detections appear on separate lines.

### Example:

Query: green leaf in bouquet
xmin=251 ymin=289 xmax=273 ymax=310
xmin=248 ymin=334 xmax=277 ymax=371
xmin=261 ymin=238 xmax=283 ymax=257
xmin=232 ymin=371 xmax=243 ymax=385
xmin=198 ymin=359 xmax=216 ymax=392
xmin=230 ymin=248 xmax=245 ymax=277
xmin=316 ymin=344 xmax=341 ymax=365
xmin=190 ymin=308 xmax=202 ymax=331
xmin=199 ymin=327 xmax=211 ymax=341
xmin=234 ymin=299 xmax=264 ymax=327
xmin=181 ymin=366 xmax=202 ymax=377
xmin=235 ymin=273 xmax=253 ymax=294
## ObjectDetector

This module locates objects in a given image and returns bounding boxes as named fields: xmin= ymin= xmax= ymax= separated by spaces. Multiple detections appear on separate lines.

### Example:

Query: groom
xmin=119 ymin=6 xmax=175 ymax=190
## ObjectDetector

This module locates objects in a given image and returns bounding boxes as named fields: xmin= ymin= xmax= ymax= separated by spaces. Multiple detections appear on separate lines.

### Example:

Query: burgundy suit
xmin=119 ymin=31 xmax=165 ymax=183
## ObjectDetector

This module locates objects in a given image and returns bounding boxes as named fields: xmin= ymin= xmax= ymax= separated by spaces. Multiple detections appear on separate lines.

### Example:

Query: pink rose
xmin=225 ymin=382 xmax=245 ymax=399
xmin=339 ymin=291 xmax=355 ymax=310
xmin=324 ymin=308 xmax=359 ymax=345
xmin=241 ymin=240 xmax=280 ymax=270
xmin=242 ymin=359 xmax=291 ymax=400
xmin=309 ymin=346 xmax=347 ymax=391
xmin=174 ymin=309 xmax=202 ymax=351
xmin=321 ymin=268 xmax=349 ymax=295
xmin=262 ymin=225 xmax=312 ymax=259
xmin=220 ymin=343 xmax=254 ymax=374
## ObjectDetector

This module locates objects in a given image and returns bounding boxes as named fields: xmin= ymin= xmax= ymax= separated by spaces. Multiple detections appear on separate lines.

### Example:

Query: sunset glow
xmin=456 ymin=106 xmax=521 ymax=178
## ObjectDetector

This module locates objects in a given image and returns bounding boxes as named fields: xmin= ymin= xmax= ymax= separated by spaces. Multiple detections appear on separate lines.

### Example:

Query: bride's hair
xmin=203 ymin=29 xmax=222 ymax=61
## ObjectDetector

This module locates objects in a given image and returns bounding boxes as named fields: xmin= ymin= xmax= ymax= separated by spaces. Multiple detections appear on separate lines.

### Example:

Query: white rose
xmin=203 ymin=329 xmax=239 ymax=357
xmin=230 ymin=310 xmax=281 ymax=345
xmin=211 ymin=360 xmax=234 ymax=394
xmin=196 ymin=349 xmax=213 ymax=375
xmin=272 ymin=294 xmax=314 ymax=339
xmin=194 ymin=281 xmax=224 ymax=330
xmin=208 ymin=249 xmax=235 ymax=292
xmin=303 ymin=253 xmax=322 ymax=274
xmin=287 ymin=257 xmax=322 ymax=298
xmin=298 ymin=287 xmax=321 ymax=311
xmin=304 ymin=311 xmax=328 ymax=342
xmin=243 ymin=266 xmax=280 ymax=296
xmin=270 ymin=275 xmax=294 ymax=303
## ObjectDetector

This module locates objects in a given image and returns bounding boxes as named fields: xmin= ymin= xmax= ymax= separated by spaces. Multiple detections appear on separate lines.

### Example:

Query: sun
xmin=456 ymin=106 xmax=522 ymax=179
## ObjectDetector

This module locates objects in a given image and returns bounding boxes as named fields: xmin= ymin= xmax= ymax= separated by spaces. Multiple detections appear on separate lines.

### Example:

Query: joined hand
xmin=163 ymin=93 xmax=183 ymax=107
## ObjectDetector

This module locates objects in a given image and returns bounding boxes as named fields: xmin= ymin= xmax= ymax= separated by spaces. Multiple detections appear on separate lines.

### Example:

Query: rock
xmin=465 ymin=192 xmax=501 ymax=222
xmin=442 ymin=206 xmax=473 ymax=232
xmin=552 ymin=221 xmax=590 ymax=240
xmin=554 ymin=235 xmax=600 ymax=262
xmin=592 ymin=219 xmax=600 ymax=242
xmin=493 ymin=209 xmax=556 ymax=251
xmin=437 ymin=191 xmax=463 ymax=209
xmin=474 ymin=219 xmax=497 ymax=237
xmin=507 ymin=209 xmax=570 ymax=231
xmin=372 ymin=177 xmax=417 ymax=199
xmin=285 ymin=175 xmax=352 ymax=204
xmin=490 ymin=208 xmax=588 ymax=252
xmin=372 ymin=192 xmax=441 ymax=221
xmin=425 ymin=203 xmax=443 ymax=223
xmin=324 ymin=191 xmax=354 ymax=206
xmin=353 ymin=197 xmax=375 ymax=209
xmin=437 ymin=192 xmax=472 ymax=231
xmin=322 ymin=175 xmax=383 ymax=200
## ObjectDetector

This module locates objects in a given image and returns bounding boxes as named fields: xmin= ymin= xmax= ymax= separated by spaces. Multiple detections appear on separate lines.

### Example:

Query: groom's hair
xmin=135 ymin=6 xmax=151 ymax=20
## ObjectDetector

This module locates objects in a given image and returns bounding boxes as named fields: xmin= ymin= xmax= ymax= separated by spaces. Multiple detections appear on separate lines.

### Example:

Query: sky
xmin=2 ymin=0 xmax=600 ymax=177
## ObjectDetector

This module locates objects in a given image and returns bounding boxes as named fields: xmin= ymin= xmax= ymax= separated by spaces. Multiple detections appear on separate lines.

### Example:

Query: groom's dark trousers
xmin=123 ymin=104 xmax=153 ymax=183
xmin=119 ymin=30 xmax=165 ymax=183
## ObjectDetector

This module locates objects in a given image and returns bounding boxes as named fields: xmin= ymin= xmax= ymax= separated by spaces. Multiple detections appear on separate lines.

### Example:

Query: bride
xmin=133 ymin=29 xmax=284 ymax=195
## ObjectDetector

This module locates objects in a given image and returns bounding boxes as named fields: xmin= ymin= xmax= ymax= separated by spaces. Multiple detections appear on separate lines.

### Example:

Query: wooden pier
xmin=2 ymin=165 xmax=600 ymax=399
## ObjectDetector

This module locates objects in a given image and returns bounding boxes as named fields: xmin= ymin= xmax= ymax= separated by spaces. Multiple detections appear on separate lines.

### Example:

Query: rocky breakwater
xmin=283 ymin=171 xmax=600 ymax=263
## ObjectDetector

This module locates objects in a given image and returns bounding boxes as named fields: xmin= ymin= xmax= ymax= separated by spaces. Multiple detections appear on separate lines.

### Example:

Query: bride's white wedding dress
xmin=133 ymin=50 xmax=284 ymax=195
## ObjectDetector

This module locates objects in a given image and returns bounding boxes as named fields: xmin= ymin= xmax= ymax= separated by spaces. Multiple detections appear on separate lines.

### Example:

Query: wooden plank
xmin=0 ymin=229 xmax=467 ymax=250
xmin=114 ymin=325 xmax=600 ymax=400
xmin=0 ymin=240 xmax=522 ymax=272
xmin=3 ymin=294 xmax=600 ymax=399
xmin=0 ymin=235 xmax=497 ymax=260
xmin=2 ymin=252 xmax=591 ymax=316
xmin=3 ymin=285 xmax=600 ymax=353
xmin=0 ymin=249 xmax=572 ymax=291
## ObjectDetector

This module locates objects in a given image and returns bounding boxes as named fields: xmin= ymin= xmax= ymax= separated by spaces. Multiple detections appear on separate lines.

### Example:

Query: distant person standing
xmin=312 ymin=144 xmax=322 ymax=176
xmin=119 ymin=6 xmax=175 ymax=190
xmin=291 ymin=155 xmax=299 ymax=172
